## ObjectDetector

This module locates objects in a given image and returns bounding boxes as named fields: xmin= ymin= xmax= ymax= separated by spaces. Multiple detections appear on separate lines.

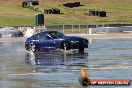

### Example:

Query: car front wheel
xmin=61 ymin=42 xmax=70 ymax=50
xmin=78 ymin=42 xmax=84 ymax=52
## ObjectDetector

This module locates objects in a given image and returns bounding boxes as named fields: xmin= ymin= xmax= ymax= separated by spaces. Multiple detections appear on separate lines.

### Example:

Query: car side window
xmin=32 ymin=34 xmax=39 ymax=39
xmin=38 ymin=33 xmax=47 ymax=39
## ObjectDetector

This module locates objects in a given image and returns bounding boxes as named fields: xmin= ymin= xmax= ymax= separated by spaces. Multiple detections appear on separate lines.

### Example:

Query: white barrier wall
xmin=120 ymin=26 xmax=132 ymax=32
xmin=89 ymin=26 xmax=132 ymax=34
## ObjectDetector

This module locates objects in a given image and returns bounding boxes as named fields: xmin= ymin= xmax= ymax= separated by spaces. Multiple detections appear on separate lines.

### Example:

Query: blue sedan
xmin=25 ymin=31 xmax=89 ymax=52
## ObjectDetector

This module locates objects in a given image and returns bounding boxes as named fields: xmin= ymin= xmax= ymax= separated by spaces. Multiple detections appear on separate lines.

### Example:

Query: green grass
xmin=0 ymin=0 xmax=132 ymax=26
xmin=0 ymin=3 xmax=37 ymax=26
xmin=0 ymin=15 xmax=34 ymax=26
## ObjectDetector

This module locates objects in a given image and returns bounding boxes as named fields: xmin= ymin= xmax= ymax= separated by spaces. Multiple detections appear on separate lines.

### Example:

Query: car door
xmin=38 ymin=33 xmax=55 ymax=49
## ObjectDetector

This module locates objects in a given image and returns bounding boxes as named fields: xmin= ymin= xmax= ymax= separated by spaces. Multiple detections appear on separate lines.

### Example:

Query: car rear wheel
xmin=62 ymin=42 xmax=70 ymax=50
xmin=28 ymin=43 xmax=37 ymax=52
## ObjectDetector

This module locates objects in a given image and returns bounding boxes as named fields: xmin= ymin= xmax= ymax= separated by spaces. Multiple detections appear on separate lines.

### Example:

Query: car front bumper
xmin=70 ymin=41 xmax=88 ymax=49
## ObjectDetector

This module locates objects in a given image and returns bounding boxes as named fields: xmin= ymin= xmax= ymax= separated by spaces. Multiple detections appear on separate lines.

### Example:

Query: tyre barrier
xmin=31 ymin=1 xmax=39 ymax=5
xmin=44 ymin=9 xmax=48 ymax=14
xmin=48 ymin=9 xmax=52 ymax=14
xmin=88 ymin=9 xmax=106 ymax=17
xmin=44 ymin=8 xmax=60 ymax=14
xmin=75 ymin=2 xmax=80 ymax=6
xmin=98 ymin=11 xmax=106 ymax=17
xmin=22 ymin=0 xmax=39 ymax=7
xmin=63 ymin=2 xmax=81 ymax=8
xmin=22 ymin=2 xmax=28 ymax=7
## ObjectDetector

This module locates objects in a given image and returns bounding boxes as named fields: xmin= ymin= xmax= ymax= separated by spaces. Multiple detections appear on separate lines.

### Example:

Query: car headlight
xmin=71 ymin=40 xmax=79 ymax=43
xmin=84 ymin=40 xmax=89 ymax=44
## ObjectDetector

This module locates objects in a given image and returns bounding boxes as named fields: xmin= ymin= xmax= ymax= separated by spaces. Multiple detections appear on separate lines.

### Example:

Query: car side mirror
xmin=46 ymin=36 xmax=52 ymax=39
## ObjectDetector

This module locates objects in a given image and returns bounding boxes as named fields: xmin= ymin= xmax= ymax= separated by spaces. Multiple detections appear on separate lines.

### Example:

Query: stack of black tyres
xmin=44 ymin=8 xmax=60 ymax=14
xmin=98 ymin=11 xmax=106 ymax=17
xmin=22 ymin=2 xmax=28 ymax=7
xmin=52 ymin=8 xmax=60 ymax=14
xmin=22 ymin=1 xmax=39 ymax=7
xmin=31 ymin=1 xmax=39 ymax=5
xmin=63 ymin=2 xmax=80 ymax=8
xmin=89 ymin=9 xmax=106 ymax=17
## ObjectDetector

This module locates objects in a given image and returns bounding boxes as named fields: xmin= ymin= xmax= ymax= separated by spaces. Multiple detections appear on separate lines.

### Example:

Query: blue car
xmin=25 ymin=31 xmax=88 ymax=52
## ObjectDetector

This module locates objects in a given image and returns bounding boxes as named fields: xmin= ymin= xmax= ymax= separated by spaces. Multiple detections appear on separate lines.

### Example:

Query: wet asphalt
xmin=0 ymin=38 xmax=132 ymax=88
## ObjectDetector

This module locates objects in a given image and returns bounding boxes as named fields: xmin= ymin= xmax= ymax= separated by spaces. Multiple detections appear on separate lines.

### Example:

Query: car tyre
xmin=78 ymin=42 xmax=84 ymax=52
xmin=62 ymin=42 xmax=70 ymax=50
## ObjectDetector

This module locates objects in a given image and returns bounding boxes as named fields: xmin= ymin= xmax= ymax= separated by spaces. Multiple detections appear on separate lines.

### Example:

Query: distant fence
xmin=1 ymin=24 xmax=132 ymax=34
xmin=47 ymin=24 xmax=89 ymax=34
xmin=46 ymin=24 xmax=132 ymax=34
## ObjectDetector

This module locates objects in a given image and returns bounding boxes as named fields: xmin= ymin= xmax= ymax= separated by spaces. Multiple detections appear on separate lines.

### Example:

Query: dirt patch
xmin=0 ymin=0 xmax=20 ymax=3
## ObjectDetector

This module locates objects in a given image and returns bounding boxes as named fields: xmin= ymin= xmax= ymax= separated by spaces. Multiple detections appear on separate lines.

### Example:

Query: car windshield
xmin=49 ymin=31 xmax=65 ymax=38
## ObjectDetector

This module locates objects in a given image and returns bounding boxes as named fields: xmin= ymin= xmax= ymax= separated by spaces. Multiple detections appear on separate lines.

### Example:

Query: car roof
xmin=38 ymin=30 xmax=61 ymax=34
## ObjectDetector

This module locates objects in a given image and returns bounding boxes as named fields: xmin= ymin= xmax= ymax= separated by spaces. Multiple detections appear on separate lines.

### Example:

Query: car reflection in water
xmin=25 ymin=50 xmax=88 ymax=67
